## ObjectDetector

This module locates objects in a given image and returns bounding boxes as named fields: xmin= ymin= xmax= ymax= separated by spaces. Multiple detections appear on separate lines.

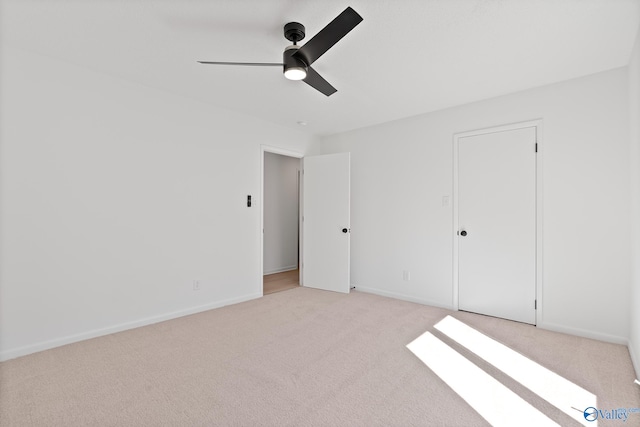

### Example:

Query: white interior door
xmin=457 ymin=127 xmax=537 ymax=324
xmin=302 ymin=153 xmax=350 ymax=293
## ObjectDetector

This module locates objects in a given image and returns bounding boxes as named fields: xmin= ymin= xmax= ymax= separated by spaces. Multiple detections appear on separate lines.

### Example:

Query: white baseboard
xmin=538 ymin=321 xmax=629 ymax=346
xmin=353 ymin=285 xmax=454 ymax=311
xmin=0 ymin=292 xmax=262 ymax=362
xmin=356 ymin=287 xmax=634 ymax=348
xmin=263 ymin=265 xmax=298 ymax=276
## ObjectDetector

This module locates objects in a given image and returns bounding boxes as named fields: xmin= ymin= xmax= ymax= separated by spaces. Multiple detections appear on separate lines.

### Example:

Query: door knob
xmin=342 ymin=228 xmax=349 ymax=233
xmin=460 ymin=230 xmax=467 ymax=236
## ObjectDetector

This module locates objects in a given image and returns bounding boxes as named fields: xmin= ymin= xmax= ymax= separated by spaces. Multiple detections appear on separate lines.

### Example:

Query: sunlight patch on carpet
xmin=434 ymin=316 xmax=597 ymax=426
xmin=407 ymin=331 xmax=559 ymax=427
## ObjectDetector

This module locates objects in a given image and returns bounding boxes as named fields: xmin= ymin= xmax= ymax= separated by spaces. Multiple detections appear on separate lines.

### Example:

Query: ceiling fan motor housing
xmin=283 ymin=45 xmax=308 ymax=79
xmin=283 ymin=22 xmax=308 ymax=79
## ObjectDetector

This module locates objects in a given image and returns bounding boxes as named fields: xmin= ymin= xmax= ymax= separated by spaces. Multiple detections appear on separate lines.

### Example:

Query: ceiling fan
xmin=198 ymin=7 xmax=363 ymax=96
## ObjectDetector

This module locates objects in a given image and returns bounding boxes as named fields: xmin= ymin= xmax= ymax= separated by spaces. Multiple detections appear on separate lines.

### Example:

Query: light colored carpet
xmin=1 ymin=288 xmax=639 ymax=426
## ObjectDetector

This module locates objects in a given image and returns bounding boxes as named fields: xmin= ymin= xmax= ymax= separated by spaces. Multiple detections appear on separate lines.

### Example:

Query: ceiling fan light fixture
xmin=284 ymin=66 xmax=307 ymax=80
xmin=283 ymin=44 xmax=308 ymax=81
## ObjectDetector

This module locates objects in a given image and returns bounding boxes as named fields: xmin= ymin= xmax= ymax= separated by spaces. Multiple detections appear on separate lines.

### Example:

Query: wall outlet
xmin=402 ymin=270 xmax=411 ymax=281
xmin=193 ymin=280 xmax=201 ymax=291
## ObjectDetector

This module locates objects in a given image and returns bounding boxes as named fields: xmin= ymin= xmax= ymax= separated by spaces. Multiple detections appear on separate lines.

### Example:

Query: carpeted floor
xmin=1 ymin=288 xmax=638 ymax=426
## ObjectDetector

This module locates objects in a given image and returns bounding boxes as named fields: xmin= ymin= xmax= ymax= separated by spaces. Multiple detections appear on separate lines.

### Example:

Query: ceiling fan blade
xmin=303 ymin=67 xmax=337 ymax=96
xmin=293 ymin=7 xmax=363 ymax=66
xmin=198 ymin=61 xmax=283 ymax=66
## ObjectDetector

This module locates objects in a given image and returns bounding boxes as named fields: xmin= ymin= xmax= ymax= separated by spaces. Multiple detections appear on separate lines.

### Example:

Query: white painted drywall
xmin=0 ymin=47 xmax=316 ymax=360
xmin=629 ymin=20 xmax=640 ymax=377
xmin=317 ymin=68 xmax=631 ymax=343
xmin=263 ymin=152 xmax=299 ymax=275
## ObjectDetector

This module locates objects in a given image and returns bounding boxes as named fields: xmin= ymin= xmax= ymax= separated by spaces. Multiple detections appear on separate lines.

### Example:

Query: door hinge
xmin=535 ymin=143 xmax=538 ymax=153
xmin=534 ymin=299 xmax=537 ymax=310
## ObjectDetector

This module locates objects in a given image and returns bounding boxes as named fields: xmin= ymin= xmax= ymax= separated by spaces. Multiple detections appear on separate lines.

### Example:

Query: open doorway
xmin=262 ymin=149 xmax=302 ymax=295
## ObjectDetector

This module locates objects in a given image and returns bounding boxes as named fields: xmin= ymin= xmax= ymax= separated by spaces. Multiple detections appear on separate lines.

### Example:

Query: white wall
xmin=263 ymin=152 xmax=300 ymax=275
xmin=0 ymin=47 xmax=316 ymax=360
xmin=629 ymin=19 xmax=640 ymax=377
xmin=317 ymin=68 xmax=631 ymax=343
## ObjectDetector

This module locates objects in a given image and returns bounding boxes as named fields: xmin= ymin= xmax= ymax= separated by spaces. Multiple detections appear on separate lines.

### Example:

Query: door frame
xmin=452 ymin=120 xmax=543 ymax=325
xmin=260 ymin=145 xmax=304 ymax=296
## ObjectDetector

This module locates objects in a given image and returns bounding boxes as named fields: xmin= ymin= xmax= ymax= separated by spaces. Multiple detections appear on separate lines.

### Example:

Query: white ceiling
xmin=2 ymin=0 xmax=639 ymax=136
